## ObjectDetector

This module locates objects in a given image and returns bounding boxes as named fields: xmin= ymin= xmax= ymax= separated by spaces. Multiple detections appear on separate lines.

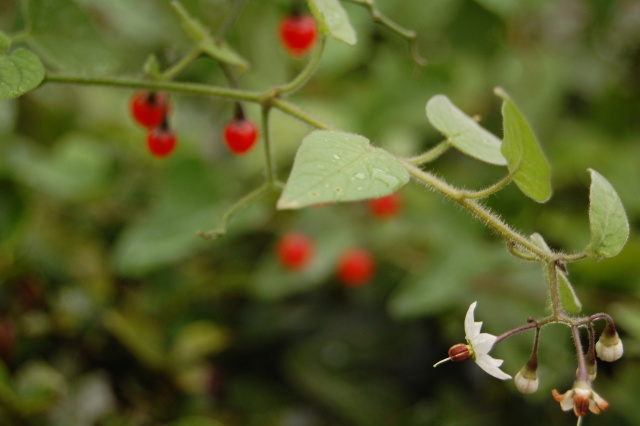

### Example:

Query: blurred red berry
xmin=277 ymin=232 xmax=314 ymax=270
xmin=130 ymin=91 xmax=170 ymax=129
xmin=224 ymin=119 xmax=258 ymax=155
xmin=147 ymin=127 xmax=177 ymax=157
xmin=0 ymin=318 xmax=15 ymax=361
xmin=337 ymin=248 xmax=375 ymax=287
xmin=368 ymin=192 xmax=402 ymax=219
xmin=279 ymin=14 xmax=318 ymax=58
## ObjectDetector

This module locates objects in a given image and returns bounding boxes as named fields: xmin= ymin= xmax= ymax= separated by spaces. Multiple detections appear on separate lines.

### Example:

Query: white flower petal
xmin=464 ymin=302 xmax=483 ymax=338
xmin=476 ymin=353 xmax=511 ymax=380
xmin=471 ymin=332 xmax=497 ymax=353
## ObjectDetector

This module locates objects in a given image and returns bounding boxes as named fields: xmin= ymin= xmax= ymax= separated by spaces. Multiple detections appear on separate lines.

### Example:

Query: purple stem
xmin=495 ymin=322 xmax=538 ymax=344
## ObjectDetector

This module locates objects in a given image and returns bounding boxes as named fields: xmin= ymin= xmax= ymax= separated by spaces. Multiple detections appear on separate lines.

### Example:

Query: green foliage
xmin=171 ymin=1 xmax=249 ymax=71
xmin=25 ymin=0 xmax=121 ymax=73
xmin=309 ymin=0 xmax=357 ymax=45
xmin=277 ymin=130 xmax=408 ymax=209
xmin=0 ymin=0 xmax=638 ymax=425
xmin=587 ymin=168 xmax=630 ymax=259
xmin=0 ymin=47 xmax=44 ymax=100
xmin=425 ymin=94 xmax=506 ymax=165
xmin=496 ymin=88 xmax=552 ymax=203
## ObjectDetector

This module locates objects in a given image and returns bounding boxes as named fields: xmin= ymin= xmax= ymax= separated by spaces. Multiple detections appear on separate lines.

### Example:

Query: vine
xmin=0 ymin=0 xmax=631 ymax=424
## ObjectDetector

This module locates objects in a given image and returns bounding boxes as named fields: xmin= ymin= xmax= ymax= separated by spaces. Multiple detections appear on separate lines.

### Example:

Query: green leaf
xmin=0 ymin=48 xmax=44 ymax=100
xmin=171 ymin=1 xmax=249 ymax=70
xmin=308 ymin=0 xmax=357 ymax=45
xmin=26 ymin=0 xmax=121 ymax=74
xmin=425 ymin=95 xmax=506 ymax=166
xmin=557 ymin=270 xmax=581 ymax=314
xmin=586 ymin=169 xmax=629 ymax=258
xmin=277 ymin=130 xmax=408 ymax=209
xmin=495 ymin=88 xmax=552 ymax=202
xmin=530 ymin=233 xmax=581 ymax=313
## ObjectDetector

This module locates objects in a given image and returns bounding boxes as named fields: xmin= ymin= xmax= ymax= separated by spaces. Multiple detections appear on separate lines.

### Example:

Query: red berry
xmin=130 ymin=92 xmax=171 ymax=129
xmin=279 ymin=14 xmax=318 ymax=58
xmin=147 ymin=127 xmax=177 ymax=157
xmin=277 ymin=232 xmax=314 ymax=270
xmin=223 ymin=119 xmax=258 ymax=155
xmin=337 ymin=248 xmax=375 ymax=287
xmin=368 ymin=192 xmax=402 ymax=219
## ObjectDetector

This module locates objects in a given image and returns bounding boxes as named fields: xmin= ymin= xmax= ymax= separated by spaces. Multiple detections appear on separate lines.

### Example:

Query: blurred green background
xmin=1 ymin=0 xmax=639 ymax=425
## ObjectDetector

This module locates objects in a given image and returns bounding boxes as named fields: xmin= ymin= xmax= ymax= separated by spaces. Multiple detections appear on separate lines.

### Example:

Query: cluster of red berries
xmin=275 ymin=192 xmax=402 ymax=286
xmin=276 ymin=232 xmax=376 ymax=287
xmin=130 ymin=91 xmax=177 ymax=158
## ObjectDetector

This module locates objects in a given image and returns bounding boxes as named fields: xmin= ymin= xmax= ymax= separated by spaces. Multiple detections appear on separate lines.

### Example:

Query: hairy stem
xmin=400 ymin=159 xmax=551 ymax=260
xmin=546 ymin=261 xmax=563 ymax=318
xmin=407 ymin=141 xmax=450 ymax=165
xmin=572 ymin=325 xmax=588 ymax=382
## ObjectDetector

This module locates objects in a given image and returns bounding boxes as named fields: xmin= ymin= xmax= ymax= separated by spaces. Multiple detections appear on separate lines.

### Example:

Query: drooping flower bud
xmin=595 ymin=328 xmax=623 ymax=362
xmin=514 ymin=361 xmax=539 ymax=394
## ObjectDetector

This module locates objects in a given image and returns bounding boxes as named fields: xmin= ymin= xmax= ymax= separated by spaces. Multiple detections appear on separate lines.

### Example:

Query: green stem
xmin=160 ymin=46 xmax=202 ymax=81
xmin=261 ymin=104 xmax=277 ymax=184
xmin=400 ymin=159 xmax=551 ymax=260
xmin=572 ymin=325 xmax=588 ymax=382
xmin=271 ymin=98 xmax=333 ymax=130
xmin=407 ymin=141 xmax=450 ymax=165
xmin=343 ymin=0 xmax=426 ymax=66
xmin=276 ymin=36 xmax=326 ymax=95
xmin=197 ymin=183 xmax=274 ymax=239
xmin=43 ymin=74 xmax=263 ymax=102
xmin=546 ymin=260 xmax=563 ymax=318
xmin=459 ymin=171 xmax=514 ymax=199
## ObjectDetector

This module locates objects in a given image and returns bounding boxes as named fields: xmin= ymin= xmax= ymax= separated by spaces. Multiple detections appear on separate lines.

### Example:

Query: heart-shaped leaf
xmin=586 ymin=169 xmax=629 ymax=258
xmin=309 ymin=0 xmax=357 ymax=45
xmin=495 ymin=88 xmax=552 ymax=203
xmin=277 ymin=130 xmax=408 ymax=209
xmin=425 ymin=95 xmax=506 ymax=166
xmin=0 ymin=48 xmax=44 ymax=100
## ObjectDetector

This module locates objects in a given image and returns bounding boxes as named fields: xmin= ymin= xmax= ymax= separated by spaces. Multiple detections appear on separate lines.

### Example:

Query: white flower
xmin=464 ymin=301 xmax=512 ymax=380
xmin=434 ymin=302 xmax=511 ymax=380
xmin=552 ymin=380 xmax=609 ymax=418
xmin=595 ymin=332 xmax=623 ymax=362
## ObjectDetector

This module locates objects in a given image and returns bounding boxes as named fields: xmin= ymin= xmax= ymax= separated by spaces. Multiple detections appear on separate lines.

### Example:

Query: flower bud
xmin=514 ymin=363 xmax=538 ymax=394
xmin=595 ymin=331 xmax=623 ymax=362
xmin=448 ymin=343 xmax=472 ymax=362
